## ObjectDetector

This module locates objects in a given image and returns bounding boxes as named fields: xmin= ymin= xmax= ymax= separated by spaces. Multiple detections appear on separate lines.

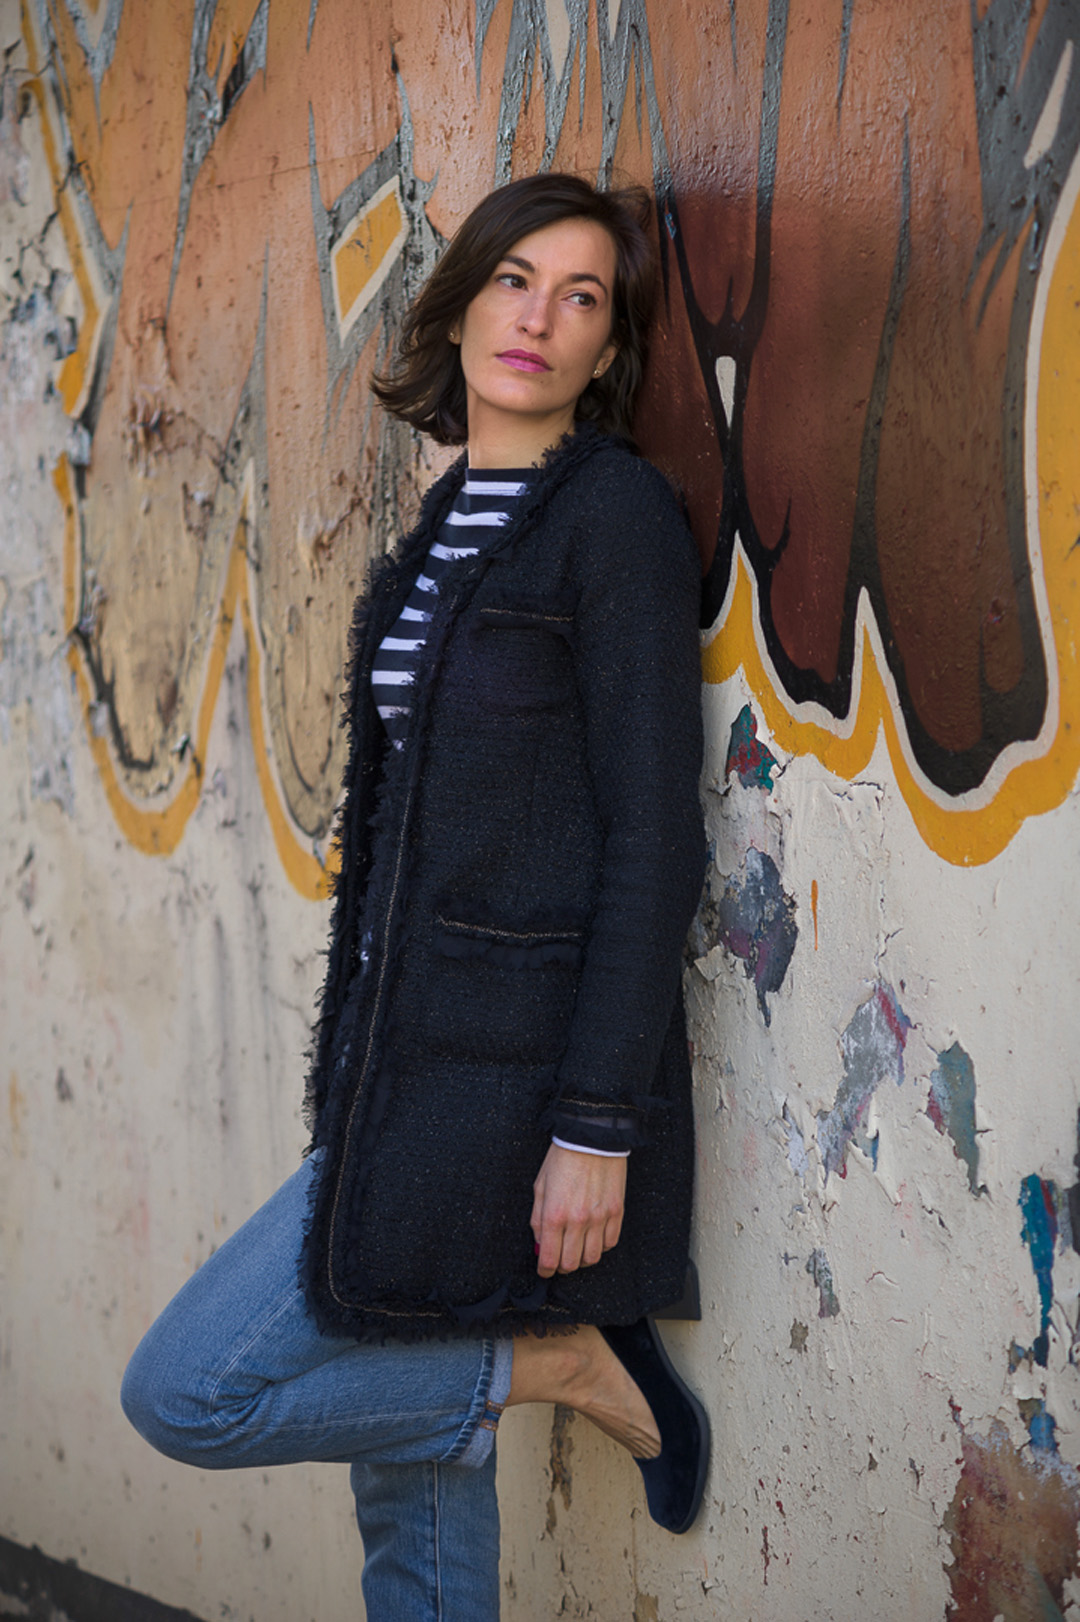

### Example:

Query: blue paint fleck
xmin=928 ymin=1042 xmax=984 ymax=1195
xmin=725 ymin=704 xmax=779 ymax=791
xmin=1024 ymin=1399 xmax=1059 ymax=1457
xmin=816 ymin=983 xmax=912 ymax=1179
xmin=715 ymin=848 xmax=798 ymax=1025
xmin=1019 ymin=1174 xmax=1058 ymax=1369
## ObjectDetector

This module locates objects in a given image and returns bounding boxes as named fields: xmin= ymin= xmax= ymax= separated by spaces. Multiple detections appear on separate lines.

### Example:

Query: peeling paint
xmin=0 ymin=553 xmax=76 ymax=816
xmin=928 ymin=1041 xmax=984 ymax=1195
xmin=1020 ymin=1397 xmax=1060 ymax=1458
xmin=0 ymin=68 xmax=30 ymax=208
xmin=545 ymin=1403 xmax=574 ymax=1533
xmin=725 ymin=703 xmax=778 ymax=791
xmin=806 ymin=1248 xmax=840 ymax=1318
xmin=944 ymin=1412 xmax=1080 ymax=1619
xmin=782 ymin=1102 xmax=808 ymax=1179
xmin=711 ymin=848 xmax=798 ymax=1025
xmin=817 ymin=983 xmax=911 ymax=1179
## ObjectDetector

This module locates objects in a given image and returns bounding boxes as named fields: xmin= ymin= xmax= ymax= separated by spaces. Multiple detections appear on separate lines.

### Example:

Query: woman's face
xmin=453 ymin=216 xmax=619 ymax=462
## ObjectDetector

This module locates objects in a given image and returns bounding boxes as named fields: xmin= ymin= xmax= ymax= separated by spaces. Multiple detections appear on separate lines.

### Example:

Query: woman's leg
xmin=119 ymin=1155 xmax=659 ymax=1619
xmin=120 ymin=1153 xmax=512 ymax=1473
xmin=351 ymin=1453 xmax=501 ymax=1622
xmin=121 ymin=1155 xmax=510 ymax=1620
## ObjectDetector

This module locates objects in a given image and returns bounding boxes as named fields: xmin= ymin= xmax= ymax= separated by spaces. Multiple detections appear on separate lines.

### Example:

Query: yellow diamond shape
xmin=331 ymin=176 xmax=408 ymax=342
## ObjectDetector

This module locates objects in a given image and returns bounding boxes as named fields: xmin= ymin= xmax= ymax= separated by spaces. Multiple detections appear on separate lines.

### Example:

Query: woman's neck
xmin=466 ymin=404 xmax=576 ymax=469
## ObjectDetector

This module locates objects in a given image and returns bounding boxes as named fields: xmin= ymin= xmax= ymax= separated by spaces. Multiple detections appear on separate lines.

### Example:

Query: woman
xmin=122 ymin=173 xmax=708 ymax=1620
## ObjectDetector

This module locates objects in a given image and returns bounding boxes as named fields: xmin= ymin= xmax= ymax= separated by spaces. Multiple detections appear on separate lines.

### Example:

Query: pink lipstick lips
xmin=497 ymin=349 xmax=552 ymax=372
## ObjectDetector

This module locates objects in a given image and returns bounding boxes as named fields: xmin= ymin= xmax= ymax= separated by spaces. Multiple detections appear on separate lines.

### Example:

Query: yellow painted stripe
xmin=21 ymin=5 xmax=102 ymax=419
xmin=238 ymin=558 xmax=335 ymax=900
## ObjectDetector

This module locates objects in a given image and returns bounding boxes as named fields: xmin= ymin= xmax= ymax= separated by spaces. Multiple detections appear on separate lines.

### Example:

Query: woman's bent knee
xmin=120 ymin=1326 xmax=223 ymax=1467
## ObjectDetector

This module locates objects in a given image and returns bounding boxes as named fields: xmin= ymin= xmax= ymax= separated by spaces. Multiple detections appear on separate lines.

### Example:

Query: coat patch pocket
xmin=454 ymin=600 xmax=576 ymax=715
xmin=417 ymin=915 xmax=585 ymax=1065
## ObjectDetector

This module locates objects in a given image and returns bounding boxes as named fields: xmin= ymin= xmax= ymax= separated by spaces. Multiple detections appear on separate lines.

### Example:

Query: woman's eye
xmin=569 ymin=290 xmax=596 ymax=308
xmin=497 ymin=272 xmax=526 ymax=289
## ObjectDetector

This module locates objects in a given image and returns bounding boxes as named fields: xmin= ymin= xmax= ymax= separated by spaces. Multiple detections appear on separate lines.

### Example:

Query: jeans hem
xmin=450 ymin=1335 xmax=513 ymax=1470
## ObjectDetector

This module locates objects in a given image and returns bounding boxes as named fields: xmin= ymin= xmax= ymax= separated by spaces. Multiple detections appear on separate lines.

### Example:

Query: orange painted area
xmin=704 ymin=185 xmax=1080 ymax=868
xmin=57 ymin=457 xmax=334 ymax=901
xmin=207 ymin=0 xmax=265 ymax=97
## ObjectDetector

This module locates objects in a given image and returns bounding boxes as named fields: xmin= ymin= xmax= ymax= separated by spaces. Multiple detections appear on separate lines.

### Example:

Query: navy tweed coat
xmin=302 ymin=425 xmax=706 ymax=1341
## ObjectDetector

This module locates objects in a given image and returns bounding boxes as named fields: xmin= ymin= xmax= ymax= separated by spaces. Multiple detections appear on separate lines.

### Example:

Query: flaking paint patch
xmin=0 ymin=67 xmax=30 ymax=208
xmin=726 ymin=702 xmax=779 ymax=790
xmin=1020 ymin=1174 xmax=1059 ymax=1369
xmin=782 ymin=1102 xmax=808 ymax=1179
xmin=713 ymin=848 xmax=798 ymax=1025
xmin=944 ymin=1411 xmax=1080 ymax=1619
xmin=545 ymin=1403 xmax=574 ymax=1532
xmin=1020 ymin=1398 xmax=1060 ymax=1457
xmin=928 ymin=1042 xmax=984 ymax=1195
xmin=806 ymin=1248 xmax=840 ymax=1318
xmin=1 ymin=281 xmax=77 ymax=814
xmin=817 ymin=983 xmax=912 ymax=1179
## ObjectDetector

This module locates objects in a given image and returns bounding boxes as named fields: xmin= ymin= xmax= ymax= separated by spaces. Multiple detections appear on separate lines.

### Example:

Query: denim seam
xmin=206 ymin=1285 xmax=311 ymax=1430
xmin=433 ymin=1461 xmax=443 ymax=1621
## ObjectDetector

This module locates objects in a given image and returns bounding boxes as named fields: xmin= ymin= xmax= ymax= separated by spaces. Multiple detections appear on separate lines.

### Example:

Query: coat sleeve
xmin=549 ymin=454 xmax=706 ymax=1152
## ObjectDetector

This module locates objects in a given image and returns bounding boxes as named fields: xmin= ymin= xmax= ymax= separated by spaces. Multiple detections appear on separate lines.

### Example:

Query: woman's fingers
xmin=531 ymin=1143 xmax=627 ymax=1278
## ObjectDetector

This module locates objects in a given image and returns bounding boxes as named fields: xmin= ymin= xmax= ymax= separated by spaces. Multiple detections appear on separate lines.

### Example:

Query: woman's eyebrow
xmin=500 ymin=253 xmax=609 ymax=294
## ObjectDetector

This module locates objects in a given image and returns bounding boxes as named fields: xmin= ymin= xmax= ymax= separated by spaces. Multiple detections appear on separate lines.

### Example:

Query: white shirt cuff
xmin=551 ymin=1136 xmax=630 ymax=1159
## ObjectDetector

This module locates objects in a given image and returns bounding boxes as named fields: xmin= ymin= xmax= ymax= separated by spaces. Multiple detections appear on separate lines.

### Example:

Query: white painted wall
xmin=498 ymin=684 xmax=1080 ymax=1618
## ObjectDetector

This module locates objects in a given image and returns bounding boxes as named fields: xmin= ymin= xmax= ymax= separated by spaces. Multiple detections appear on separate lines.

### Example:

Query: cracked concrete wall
xmin=2 ymin=2 xmax=1080 ymax=1619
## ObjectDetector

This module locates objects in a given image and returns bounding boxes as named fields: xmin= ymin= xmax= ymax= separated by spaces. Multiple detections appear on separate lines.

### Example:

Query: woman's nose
xmin=517 ymin=292 xmax=553 ymax=335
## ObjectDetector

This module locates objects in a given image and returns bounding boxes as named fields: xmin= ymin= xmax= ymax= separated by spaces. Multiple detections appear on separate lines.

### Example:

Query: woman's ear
xmin=592 ymin=342 xmax=618 ymax=379
xmin=448 ymin=324 xmax=462 ymax=345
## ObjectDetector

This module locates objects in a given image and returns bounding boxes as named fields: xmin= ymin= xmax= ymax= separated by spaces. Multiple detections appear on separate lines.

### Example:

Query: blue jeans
xmin=121 ymin=1154 xmax=513 ymax=1621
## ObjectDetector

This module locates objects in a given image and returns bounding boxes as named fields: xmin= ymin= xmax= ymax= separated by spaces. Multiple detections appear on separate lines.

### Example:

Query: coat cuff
xmin=547 ymin=1097 xmax=649 ymax=1153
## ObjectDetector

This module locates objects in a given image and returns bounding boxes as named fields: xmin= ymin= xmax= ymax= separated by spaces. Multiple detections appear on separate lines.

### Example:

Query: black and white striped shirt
xmin=371 ymin=467 xmax=535 ymax=749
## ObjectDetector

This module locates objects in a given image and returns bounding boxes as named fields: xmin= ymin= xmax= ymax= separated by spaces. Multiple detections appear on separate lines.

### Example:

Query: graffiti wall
xmin=13 ymin=0 xmax=1080 ymax=884
xmin=2 ymin=0 xmax=1080 ymax=1617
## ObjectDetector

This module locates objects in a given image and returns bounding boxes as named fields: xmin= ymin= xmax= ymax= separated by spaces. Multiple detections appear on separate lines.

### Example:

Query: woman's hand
xmin=531 ymin=1144 xmax=626 ymax=1278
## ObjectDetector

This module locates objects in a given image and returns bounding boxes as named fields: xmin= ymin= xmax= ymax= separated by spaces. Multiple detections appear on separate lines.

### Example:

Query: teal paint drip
xmin=1019 ymin=1174 xmax=1058 ymax=1368
xmin=928 ymin=1042 xmax=983 ymax=1194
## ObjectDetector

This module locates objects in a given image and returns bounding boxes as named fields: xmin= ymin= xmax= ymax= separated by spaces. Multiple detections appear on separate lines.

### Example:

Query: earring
xmin=593 ymin=366 xmax=602 ymax=378
xmin=449 ymin=328 xmax=460 ymax=343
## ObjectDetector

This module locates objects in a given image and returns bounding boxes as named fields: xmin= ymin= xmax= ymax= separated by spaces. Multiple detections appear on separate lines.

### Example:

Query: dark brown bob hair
xmin=372 ymin=173 xmax=657 ymax=445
